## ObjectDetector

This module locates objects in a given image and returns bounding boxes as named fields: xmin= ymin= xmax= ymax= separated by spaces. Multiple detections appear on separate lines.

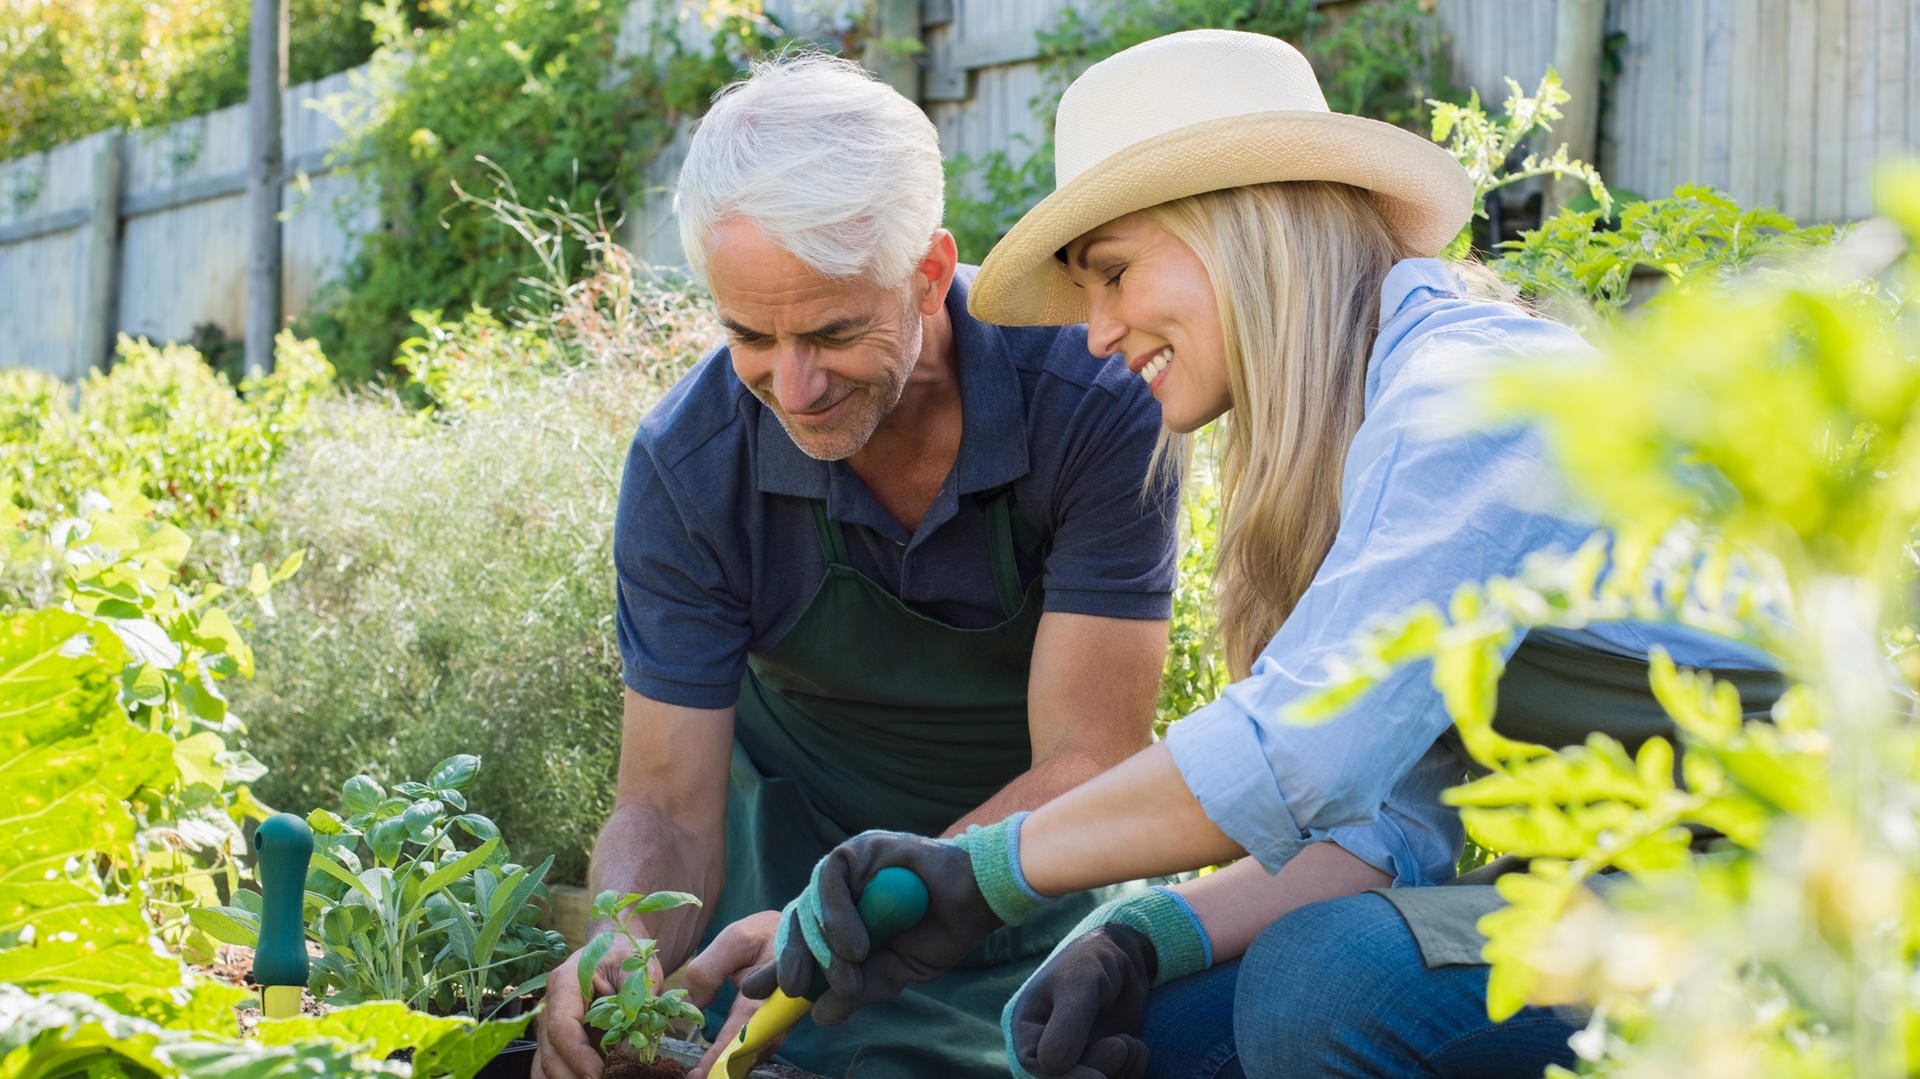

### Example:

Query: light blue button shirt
xmin=1164 ymin=259 xmax=1775 ymax=887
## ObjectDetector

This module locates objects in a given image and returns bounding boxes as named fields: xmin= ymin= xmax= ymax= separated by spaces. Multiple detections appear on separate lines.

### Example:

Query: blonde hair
xmin=1145 ymin=182 xmax=1409 ymax=679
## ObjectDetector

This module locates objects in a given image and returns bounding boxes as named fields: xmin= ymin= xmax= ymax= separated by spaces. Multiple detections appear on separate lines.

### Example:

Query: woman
xmin=738 ymin=29 xmax=1782 ymax=1078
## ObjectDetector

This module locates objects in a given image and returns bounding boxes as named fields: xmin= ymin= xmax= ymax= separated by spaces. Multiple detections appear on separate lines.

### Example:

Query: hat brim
xmin=967 ymin=110 xmax=1473 ymax=326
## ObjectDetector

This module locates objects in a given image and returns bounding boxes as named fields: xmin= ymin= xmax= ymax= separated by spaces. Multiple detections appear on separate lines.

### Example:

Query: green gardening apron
xmin=700 ymin=488 xmax=1138 ymax=1078
xmin=1376 ymin=631 xmax=1786 ymax=966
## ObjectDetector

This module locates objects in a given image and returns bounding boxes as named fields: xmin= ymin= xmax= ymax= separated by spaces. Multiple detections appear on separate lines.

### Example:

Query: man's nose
xmin=770 ymin=344 xmax=831 ymax=413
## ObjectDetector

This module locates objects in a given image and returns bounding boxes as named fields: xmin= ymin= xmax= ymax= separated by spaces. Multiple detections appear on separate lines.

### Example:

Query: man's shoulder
xmin=632 ymin=344 xmax=755 ymax=475
xmin=952 ymin=314 xmax=1147 ymax=431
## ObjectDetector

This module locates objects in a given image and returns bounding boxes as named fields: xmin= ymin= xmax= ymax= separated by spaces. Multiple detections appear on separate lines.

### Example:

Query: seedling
xmin=577 ymin=890 xmax=706 ymax=1062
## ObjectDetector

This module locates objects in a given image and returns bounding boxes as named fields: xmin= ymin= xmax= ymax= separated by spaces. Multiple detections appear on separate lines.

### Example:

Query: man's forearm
xmin=588 ymin=802 xmax=726 ymax=973
xmin=942 ymin=745 xmax=1121 ymax=836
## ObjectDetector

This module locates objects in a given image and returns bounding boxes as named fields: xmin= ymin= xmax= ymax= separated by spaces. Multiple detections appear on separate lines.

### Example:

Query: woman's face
xmin=1062 ymin=212 xmax=1232 ymax=433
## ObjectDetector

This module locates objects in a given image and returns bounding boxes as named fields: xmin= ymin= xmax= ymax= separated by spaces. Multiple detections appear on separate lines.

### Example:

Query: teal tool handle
xmin=252 ymin=813 xmax=313 ymax=987
xmin=805 ymin=865 xmax=929 ymax=999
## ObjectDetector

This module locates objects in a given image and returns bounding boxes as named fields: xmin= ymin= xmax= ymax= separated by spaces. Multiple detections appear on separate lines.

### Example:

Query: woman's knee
xmin=1230 ymin=893 xmax=1431 ymax=1077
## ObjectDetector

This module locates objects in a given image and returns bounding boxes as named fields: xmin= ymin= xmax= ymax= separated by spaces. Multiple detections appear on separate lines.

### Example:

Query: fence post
xmin=246 ymin=0 xmax=287 ymax=377
xmin=76 ymin=130 xmax=125 ymax=380
xmin=870 ymin=0 xmax=924 ymax=103
xmin=1549 ymin=0 xmax=1608 ymax=213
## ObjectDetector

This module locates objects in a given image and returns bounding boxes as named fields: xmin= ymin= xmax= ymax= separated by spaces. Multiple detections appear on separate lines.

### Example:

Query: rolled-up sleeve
xmin=1166 ymin=326 xmax=1596 ymax=872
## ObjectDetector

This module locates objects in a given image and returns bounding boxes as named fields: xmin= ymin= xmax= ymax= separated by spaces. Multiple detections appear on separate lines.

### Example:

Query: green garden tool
xmin=252 ymin=812 xmax=313 ymax=1020
xmin=711 ymin=866 xmax=929 ymax=1079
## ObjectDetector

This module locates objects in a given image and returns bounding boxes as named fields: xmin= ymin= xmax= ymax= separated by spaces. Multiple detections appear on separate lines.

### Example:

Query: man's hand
xmin=533 ymin=936 xmax=663 ymax=1079
xmin=683 ymin=910 xmax=782 ymax=1079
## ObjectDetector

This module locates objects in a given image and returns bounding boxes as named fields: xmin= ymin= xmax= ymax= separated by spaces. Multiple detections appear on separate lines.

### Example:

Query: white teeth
xmin=1139 ymin=349 xmax=1173 ymax=383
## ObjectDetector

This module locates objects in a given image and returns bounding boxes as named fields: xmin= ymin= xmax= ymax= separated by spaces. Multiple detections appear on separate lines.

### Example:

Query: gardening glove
xmin=1003 ymin=886 xmax=1213 ymax=1079
xmin=739 ymin=811 xmax=1050 ymax=1025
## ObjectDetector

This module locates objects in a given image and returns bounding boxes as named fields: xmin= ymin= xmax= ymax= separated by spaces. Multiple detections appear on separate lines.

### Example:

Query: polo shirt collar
xmin=751 ymin=267 xmax=1031 ymax=507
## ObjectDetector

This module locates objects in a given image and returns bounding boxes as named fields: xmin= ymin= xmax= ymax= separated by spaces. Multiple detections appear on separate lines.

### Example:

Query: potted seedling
xmin=194 ymin=755 xmax=568 ymax=1076
xmin=577 ymin=890 xmax=707 ymax=1079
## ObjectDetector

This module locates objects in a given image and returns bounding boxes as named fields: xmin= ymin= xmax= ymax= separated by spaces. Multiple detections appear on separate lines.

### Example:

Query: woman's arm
xmin=1173 ymin=844 xmax=1390 ymax=962
xmin=1019 ymin=741 xmax=1243 ymax=895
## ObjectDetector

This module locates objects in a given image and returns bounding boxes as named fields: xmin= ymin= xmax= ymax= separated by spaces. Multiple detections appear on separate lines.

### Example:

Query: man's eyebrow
xmin=717 ymin=315 xmax=872 ymax=339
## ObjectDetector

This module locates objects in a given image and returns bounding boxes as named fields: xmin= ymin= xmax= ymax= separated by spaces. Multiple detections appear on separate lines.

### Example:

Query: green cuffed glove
xmin=742 ymin=812 xmax=1050 ymax=1024
xmin=1001 ymin=886 xmax=1212 ymax=1079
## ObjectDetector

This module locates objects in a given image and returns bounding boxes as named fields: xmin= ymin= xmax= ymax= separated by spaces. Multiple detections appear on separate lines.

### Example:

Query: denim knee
xmin=1230 ymin=892 xmax=1578 ymax=1079
xmin=1232 ymin=893 xmax=1418 ymax=1077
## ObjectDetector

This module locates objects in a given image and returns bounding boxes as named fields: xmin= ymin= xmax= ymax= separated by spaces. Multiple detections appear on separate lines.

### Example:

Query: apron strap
xmin=981 ymin=485 xmax=1030 ymax=621
xmin=808 ymin=499 xmax=851 ymax=566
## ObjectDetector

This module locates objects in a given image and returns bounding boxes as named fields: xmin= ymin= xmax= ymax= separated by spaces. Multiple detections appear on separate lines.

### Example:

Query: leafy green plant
xmin=0 ymin=492 xmax=522 ymax=1076
xmin=0 ymin=485 xmax=299 ymax=959
xmin=0 ymin=331 xmax=332 ymax=538
xmin=1157 ymin=446 xmax=1228 ymax=735
xmin=1493 ymin=184 xmax=1839 ymax=323
xmin=196 ymin=756 xmax=569 ymax=1018
xmin=1295 ymin=162 xmax=1920 ymax=1074
xmin=577 ymin=890 xmax=706 ymax=1060
xmin=1429 ymin=68 xmax=1610 ymax=256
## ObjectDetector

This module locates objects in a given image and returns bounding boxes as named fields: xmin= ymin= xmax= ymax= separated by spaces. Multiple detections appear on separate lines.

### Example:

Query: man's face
xmin=705 ymin=218 xmax=923 ymax=462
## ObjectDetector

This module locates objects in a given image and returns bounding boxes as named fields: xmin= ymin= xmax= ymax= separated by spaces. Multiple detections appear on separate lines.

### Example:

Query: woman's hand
xmin=1003 ymin=923 xmax=1157 ymax=1079
xmin=748 ymin=823 xmax=1032 ymax=1024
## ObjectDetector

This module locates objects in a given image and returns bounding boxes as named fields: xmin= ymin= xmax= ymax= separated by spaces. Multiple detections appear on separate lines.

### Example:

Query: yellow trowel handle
xmin=714 ymin=866 xmax=930 ymax=1077
xmin=725 ymin=989 xmax=812 ymax=1062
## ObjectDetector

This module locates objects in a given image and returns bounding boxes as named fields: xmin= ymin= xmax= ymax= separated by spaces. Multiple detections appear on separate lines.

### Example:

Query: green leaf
xmin=622 ymin=890 xmax=702 ymax=918
xmin=247 ymin=562 xmax=271 ymax=598
xmin=576 ymin=932 xmax=615 ymax=1002
xmin=416 ymin=837 xmax=502 ymax=901
xmin=403 ymin=799 xmax=446 ymax=840
xmin=342 ymin=775 xmax=384 ymax=815
xmin=187 ymin=905 xmax=261 ymax=947
xmin=270 ymin=549 xmax=306 ymax=584
xmin=307 ymin=807 xmax=347 ymax=835
xmin=110 ymin=618 xmax=182 ymax=667
xmin=411 ymin=1011 xmax=533 ymax=1078
xmin=428 ymin=754 xmax=481 ymax=791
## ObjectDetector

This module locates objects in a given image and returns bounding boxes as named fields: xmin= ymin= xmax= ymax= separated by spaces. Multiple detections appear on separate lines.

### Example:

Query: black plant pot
xmin=474 ymin=1038 xmax=537 ymax=1079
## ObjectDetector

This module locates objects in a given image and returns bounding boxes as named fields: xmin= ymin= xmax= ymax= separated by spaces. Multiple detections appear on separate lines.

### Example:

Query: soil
xmin=601 ymin=1046 xmax=688 ymax=1079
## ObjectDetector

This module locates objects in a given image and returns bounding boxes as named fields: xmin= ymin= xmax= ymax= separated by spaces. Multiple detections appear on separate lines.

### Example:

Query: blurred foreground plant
xmin=1297 ymin=163 xmax=1920 ymax=1074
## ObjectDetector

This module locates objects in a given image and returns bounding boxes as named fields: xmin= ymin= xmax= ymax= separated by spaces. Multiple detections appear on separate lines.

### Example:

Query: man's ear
xmin=913 ymin=230 xmax=960 ymax=316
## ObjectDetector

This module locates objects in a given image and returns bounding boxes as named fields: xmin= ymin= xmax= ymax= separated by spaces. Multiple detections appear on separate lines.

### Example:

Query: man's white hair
xmin=675 ymin=51 xmax=945 ymax=285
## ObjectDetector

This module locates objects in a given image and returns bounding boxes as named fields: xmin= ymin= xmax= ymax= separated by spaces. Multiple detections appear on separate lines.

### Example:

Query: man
xmin=533 ymin=52 xmax=1178 ymax=1079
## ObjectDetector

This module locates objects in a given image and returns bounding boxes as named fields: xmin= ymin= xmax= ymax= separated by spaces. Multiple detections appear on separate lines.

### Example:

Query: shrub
xmin=0 ymin=332 xmax=332 ymax=551
xmin=304 ymin=0 xmax=778 ymax=380
xmin=0 ymin=0 xmax=384 ymax=160
xmin=237 ymin=246 xmax=717 ymax=886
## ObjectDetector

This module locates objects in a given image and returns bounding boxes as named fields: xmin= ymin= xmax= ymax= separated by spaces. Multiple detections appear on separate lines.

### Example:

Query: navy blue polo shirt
xmin=614 ymin=267 xmax=1178 ymax=709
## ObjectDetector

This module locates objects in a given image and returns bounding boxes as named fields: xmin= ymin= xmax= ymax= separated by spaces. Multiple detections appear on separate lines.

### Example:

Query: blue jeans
xmin=1137 ymin=893 xmax=1581 ymax=1079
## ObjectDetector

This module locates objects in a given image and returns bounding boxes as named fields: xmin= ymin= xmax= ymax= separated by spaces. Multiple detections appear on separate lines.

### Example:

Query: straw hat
xmin=967 ymin=29 xmax=1473 ymax=326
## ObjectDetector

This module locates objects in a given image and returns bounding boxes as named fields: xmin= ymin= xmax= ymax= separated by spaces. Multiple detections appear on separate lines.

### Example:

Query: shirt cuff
xmin=620 ymin=671 xmax=741 ymax=710
xmin=1040 ymin=587 xmax=1174 ymax=620
xmin=1164 ymin=696 xmax=1312 ymax=872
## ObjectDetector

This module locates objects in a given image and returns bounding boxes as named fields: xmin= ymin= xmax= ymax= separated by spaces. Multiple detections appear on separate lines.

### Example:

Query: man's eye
xmin=1103 ymin=268 xmax=1125 ymax=287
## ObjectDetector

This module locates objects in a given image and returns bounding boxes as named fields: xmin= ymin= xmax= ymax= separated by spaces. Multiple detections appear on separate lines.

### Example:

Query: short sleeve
xmin=613 ymin=437 xmax=753 ymax=708
xmin=1037 ymin=366 xmax=1180 ymax=621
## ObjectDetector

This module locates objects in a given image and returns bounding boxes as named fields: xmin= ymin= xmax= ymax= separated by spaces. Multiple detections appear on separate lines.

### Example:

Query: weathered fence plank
xmin=7 ymin=0 xmax=1920 ymax=381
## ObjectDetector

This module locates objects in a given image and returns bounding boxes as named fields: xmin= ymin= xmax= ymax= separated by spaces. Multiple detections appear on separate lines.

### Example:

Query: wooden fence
xmin=3 ymin=0 xmax=1917 ymax=381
